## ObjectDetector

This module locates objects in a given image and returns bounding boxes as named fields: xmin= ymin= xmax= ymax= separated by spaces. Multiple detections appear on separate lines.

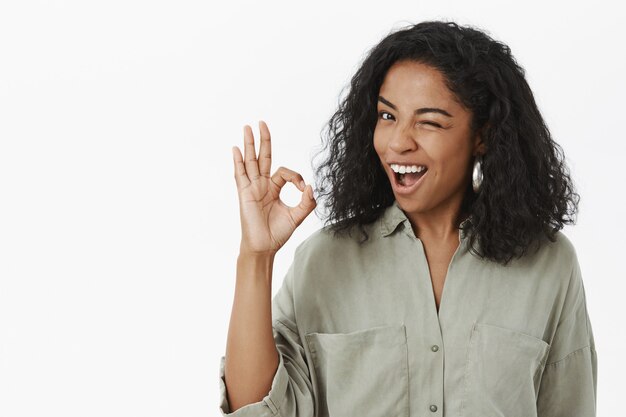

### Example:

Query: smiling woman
xmin=220 ymin=20 xmax=597 ymax=417
xmin=313 ymin=22 xmax=580 ymax=266
xmin=373 ymin=60 xmax=482 ymax=219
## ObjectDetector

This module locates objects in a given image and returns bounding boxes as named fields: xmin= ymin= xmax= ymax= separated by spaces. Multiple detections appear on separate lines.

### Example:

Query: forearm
xmin=224 ymin=252 xmax=280 ymax=412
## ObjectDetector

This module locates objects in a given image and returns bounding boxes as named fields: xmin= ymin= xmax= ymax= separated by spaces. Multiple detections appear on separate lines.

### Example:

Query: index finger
xmin=258 ymin=120 xmax=272 ymax=178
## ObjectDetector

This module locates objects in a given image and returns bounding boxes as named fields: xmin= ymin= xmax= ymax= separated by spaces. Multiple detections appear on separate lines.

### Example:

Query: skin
xmin=373 ymin=60 xmax=486 ymax=310
xmin=225 ymin=121 xmax=316 ymax=411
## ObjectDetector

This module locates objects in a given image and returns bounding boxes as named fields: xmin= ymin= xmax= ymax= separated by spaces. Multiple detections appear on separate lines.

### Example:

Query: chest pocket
xmin=461 ymin=322 xmax=551 ymax=417
xmin=305 ymin=324 xmax=409 ymax=417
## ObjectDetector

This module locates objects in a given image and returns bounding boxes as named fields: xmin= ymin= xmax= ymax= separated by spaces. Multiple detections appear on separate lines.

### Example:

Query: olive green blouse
xmin=218 ymin=199 xmax=598 ymax=417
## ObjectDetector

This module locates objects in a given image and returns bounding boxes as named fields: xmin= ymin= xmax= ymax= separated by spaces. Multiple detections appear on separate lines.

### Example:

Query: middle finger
xmin=258 ymin=120 xmax=272 ymax=178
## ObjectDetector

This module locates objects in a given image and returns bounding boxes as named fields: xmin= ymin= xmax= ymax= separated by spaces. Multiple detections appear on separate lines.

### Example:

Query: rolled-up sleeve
xmin=536 ymin=255 xmax=598 ymax=417
xmin=218 ymin=258 xmax=315 ymax=417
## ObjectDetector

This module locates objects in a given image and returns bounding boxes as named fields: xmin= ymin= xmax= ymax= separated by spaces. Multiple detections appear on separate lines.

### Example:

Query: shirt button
xmin=431 ymin=345 xmax=439 ymax=352
xmin=430 ymin=404 xmax=438 ymax=412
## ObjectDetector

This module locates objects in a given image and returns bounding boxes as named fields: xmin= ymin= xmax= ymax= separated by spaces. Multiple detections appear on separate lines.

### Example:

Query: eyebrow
xmin=378 ymin=95 xmax=453 ymax=118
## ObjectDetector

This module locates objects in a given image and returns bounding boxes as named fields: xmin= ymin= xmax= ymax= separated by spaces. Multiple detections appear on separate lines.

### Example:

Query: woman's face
xmin=373 ymin=60 xmax=484 ymax=217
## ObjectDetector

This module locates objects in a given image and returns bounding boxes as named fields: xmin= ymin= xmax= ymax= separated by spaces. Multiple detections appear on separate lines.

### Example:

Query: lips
xmin=390 ymin=167 xmax=428 ymax=195
xmin=388 ymin=161 xmax=428 ymax=168
xmin=396 ymin=169 xmax=427 ymax=186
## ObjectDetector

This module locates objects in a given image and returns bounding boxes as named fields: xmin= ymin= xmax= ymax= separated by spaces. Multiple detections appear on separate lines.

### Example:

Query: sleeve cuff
xmin=218 ymin=353 xmax=289 ymax=417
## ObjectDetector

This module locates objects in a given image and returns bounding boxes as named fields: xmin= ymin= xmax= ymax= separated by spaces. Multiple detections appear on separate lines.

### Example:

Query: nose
xmin=388 ymin=122 xmax=417 ymax=153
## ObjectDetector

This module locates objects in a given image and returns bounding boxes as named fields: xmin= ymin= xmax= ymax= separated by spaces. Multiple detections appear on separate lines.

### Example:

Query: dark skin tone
xmin=373 ymin=60 xmax=486 ymax=311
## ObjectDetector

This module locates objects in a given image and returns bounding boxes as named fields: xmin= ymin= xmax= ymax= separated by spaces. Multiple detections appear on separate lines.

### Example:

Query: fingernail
xmin=300 ymin=180 xmax=305 ymax=188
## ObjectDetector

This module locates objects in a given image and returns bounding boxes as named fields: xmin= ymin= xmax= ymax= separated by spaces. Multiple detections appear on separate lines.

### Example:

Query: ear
xmin=472 ymin=123 xmax=489 ymax=156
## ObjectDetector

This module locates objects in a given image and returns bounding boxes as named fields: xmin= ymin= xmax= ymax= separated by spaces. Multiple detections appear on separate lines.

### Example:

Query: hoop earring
xmin=472 ymin=154 xmax=483 ymax=193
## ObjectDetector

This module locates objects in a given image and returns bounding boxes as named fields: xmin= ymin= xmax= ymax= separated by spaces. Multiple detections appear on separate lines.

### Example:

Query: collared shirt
xmin=218 ymin=199 xmax=598 ymax=417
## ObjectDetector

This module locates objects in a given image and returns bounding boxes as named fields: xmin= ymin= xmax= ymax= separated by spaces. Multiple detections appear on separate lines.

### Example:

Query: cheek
xmin=441 ymin=150 xmax=473 ymax=180
xmin=372 ymin=128 xmax=385 ymax=154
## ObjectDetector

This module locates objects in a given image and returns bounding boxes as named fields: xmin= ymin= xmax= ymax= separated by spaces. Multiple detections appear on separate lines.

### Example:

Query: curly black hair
xmin=311 ymin=20 xmax=580 ymax=266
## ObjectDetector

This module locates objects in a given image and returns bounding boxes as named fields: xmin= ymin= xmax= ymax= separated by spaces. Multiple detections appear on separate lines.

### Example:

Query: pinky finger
xmin=232 ymin=146 xmax=251 ymax=189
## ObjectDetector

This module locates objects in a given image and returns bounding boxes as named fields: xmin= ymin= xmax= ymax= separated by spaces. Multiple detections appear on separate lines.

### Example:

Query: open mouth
xmin=394 ymin=169 xmax=428 ymax=187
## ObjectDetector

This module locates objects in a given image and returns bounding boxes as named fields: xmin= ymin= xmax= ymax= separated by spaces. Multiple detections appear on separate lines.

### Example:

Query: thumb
xmin=289 ymin=184 xmax=316 ymax=226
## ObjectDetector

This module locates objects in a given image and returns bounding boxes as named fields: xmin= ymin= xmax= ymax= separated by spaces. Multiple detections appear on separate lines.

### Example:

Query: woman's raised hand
xmin=232 ymin=121 xmax=316 ymax=256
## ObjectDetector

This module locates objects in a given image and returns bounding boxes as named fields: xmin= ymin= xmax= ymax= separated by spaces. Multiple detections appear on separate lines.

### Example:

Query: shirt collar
xmin=379 ymin=199 xmax=473 ymax=240
xmin=379 ymin=200 xmax=409 ymax=237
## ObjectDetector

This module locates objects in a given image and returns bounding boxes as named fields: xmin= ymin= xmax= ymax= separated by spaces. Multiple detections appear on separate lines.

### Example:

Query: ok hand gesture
xmin=232 ymin=121 xmax=316 ymax=256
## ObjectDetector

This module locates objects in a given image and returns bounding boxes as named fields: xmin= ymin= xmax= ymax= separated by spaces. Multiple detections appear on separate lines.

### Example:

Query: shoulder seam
xmin=554 ymin=255 xmax=582 ymax=328
xmin=545 ymin=344 xmax=591 ymax=367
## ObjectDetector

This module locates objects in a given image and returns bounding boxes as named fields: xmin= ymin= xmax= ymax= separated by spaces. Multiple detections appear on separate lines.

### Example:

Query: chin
xmin=394 ymin=196 xmax=425 ymax=212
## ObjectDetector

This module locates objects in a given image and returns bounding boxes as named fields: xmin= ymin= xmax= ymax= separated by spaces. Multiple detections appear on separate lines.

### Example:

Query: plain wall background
xmin=0 ymin=0 xmax=624 ymax=416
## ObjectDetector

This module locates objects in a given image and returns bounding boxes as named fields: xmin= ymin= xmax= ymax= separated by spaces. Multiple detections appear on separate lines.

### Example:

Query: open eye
xmin=378 ymin=111 xmax=394 ymax=121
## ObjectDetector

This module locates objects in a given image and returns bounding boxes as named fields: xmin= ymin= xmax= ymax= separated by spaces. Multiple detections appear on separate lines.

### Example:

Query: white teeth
xmin=391 ymin=164 xmax=426 ymax=174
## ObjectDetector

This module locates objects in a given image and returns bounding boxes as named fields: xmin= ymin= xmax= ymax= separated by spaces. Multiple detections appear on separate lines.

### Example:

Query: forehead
xmin=378 ymin=60 xmax=460 ymax=109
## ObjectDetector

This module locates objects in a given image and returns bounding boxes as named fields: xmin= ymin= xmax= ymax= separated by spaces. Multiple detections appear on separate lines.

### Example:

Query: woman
xmin=220 ymin=21 xmax=597 ymax=417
